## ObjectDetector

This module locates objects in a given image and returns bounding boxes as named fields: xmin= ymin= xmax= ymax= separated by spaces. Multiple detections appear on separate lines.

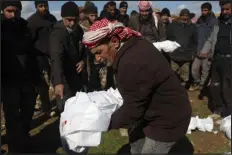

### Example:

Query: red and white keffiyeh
xmin=138 ymin=0 xmax=152 ymax=11
xmin=82 ymin=18 xmax=142 ymax=49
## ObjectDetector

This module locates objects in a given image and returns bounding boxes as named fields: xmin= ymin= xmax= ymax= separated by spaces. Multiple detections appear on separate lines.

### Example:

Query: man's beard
xmin=140 ymin=13 xmax=152 ymax=24
xmin=220 ymin=14 xmax=231 ymax=21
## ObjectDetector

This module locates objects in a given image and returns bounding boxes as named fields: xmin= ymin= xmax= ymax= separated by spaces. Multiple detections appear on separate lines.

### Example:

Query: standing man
xmin=27 ymin=0 xmax=57 ymax=118
xmin=167 ymin=9 xmax=197 ymax=87
xmin=190 ymin=2 xmax=217 ymax=92
xmin=160 ymin=8 xmax=171 ymax=34
xmin=117 ymin=1 xmax=129 ymax=26
xmin=100 ymin=1 xmax=119 ymax=21
xmin=201 ymin=0 xmax=232 ymax=117
xmin=82 ymin=18 xmax=191 ymax=153
xmin=128 ymin=1 xmax=166 ymax=44
xmin=1 ymin=1 xmax=39 ymax=152
xmin=49 ymin=2 xmax=86 ymax=113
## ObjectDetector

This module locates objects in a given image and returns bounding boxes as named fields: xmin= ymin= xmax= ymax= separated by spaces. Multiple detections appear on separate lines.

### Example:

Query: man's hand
xmin=199 ymin=52 xmax=209 ymax=58
xmin=55 ymin=84 xmax=64 ymax=99
xmin=76 ymin=60 xmax=85 ymax=73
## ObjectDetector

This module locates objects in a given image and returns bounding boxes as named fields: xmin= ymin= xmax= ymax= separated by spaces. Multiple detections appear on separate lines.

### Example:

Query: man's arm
xmin=49 ymin=28 xmax=64 ymax=86
xmin=110 ymin=62 xmax=155 ymax=129
xmin=200 ymin=24 xmax=219 ymax=55
xmin=158 ymin=19 xmax=166 ymax=41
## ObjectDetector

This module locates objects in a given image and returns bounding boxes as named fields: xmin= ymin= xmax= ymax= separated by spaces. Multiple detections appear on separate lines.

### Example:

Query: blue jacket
xmin=196 ymin=13 xmax=217 ymax=54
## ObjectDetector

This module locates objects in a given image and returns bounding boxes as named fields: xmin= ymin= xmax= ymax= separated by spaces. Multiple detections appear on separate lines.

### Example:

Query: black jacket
xmin=27 ymin=11 xmax=57 ymax=56
xmin=1 ymin=17 xmax=40 ymax=87
xmin=167 ymin=18 xmax=197 ymax=62
xmin=49 ymin=21 xmax=86 ymax=92
xmin=110 ymin=37 xmax=191 ymax=142
xmin=117 ymin=14 xmax=129 ymax=26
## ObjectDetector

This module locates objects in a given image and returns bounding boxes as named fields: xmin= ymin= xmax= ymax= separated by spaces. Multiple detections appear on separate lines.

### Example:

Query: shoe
xmin=189 ymin=84 xmax=200 ymax=91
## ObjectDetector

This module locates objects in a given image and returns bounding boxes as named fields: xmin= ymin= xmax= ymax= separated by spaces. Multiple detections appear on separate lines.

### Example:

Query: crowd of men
xmin=1 ymin=0 xmax=231 ymax=153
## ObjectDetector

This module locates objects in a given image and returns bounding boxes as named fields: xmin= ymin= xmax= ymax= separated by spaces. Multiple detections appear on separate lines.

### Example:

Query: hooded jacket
xmin=1 ymin=17 xmax=40 ymax=87
xmin=196 ymin=12 xmax=217 ymax=54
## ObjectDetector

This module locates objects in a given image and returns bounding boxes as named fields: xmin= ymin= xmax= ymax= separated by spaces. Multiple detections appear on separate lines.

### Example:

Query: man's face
xmin=120 ymin=7 xmax=127 ymax=15
xmin=107 ymin=5 xmax=116 ymax=16
xmin=79 ymin=12 xmax=85 ymax=21
xmin=36 ymin=3 xmax=49 ymax=16
xmin=220 ymin=3 xmax=231 ymax=19
xmin=90 ymin=39 xmax=119 ymax=67
xmin=3 ymin=6 xmax=21 ymax=20
xmin=180 ymin=14 xmax=189 ymax=23
xmin=88 ymin=13 xmax=97 ymax=23
xmin=161 ymin=14 xmax=169 ymax=23
xmin=201 ymin=8 xmax=210 ymax=17
xmin=63 ymin=16 xmax=78 ymax=30
xmin=139 ymin=9 xmax=150 ymax=20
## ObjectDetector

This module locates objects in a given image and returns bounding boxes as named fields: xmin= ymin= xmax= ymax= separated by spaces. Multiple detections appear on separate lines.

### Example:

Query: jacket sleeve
xmin=158 ymin=20 xmax=166 ymax=41
xmin=200 ymin=24 xmax=218 ymax=54
xmin=109 ymin=61 xmax=155 ymax=129
xmin=49 ymin=28 xmax=64 ymax=86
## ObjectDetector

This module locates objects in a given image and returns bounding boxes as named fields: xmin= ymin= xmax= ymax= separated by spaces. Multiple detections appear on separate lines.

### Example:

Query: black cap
xmin=2 ymin=1 xmax=22 ymax=10
xmin=120 ymin=1 xmax=128 ymax=9
xmin=161 ymin=8 xmax=170 ymax=17
xmin=219 ymin=0 xmax=231 ymax=6
xmin=201 ymin=2 xmax=212 ymax=11
xmin=189 ymin=13 xmax=195 ymax=19
xmin=180 ymin=8 xmax=190 ymax=16
xmin=61 ymin=1 xmax=79 ymax=17
xmin=34 ymin=1 xmax=48 ymax=7
xmin=85 ymin=5 xmax=98 ymax=14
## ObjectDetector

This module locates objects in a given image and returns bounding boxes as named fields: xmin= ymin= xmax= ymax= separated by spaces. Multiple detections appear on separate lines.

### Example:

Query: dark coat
xmin=27 ymin=11 xmax=57 ymax=56
xmin=110 ymin=37 xmax=192 ymax=142
xmin=1 ymin=17 xmax=40 ymax=87
xmin=128 ymin=14 xmax=166 ymax=42
xmin=49 ymin=21 xmax=86 ymax=92
xmin=27 ymin=12 xmax=57 ymax=71
xmin=196 ymin=13 xmax=217 ymax=54
xmin=117 ymin=14 xmax=129 ymax=26
xmin=167 ymin=18 xmax=197 ymax=62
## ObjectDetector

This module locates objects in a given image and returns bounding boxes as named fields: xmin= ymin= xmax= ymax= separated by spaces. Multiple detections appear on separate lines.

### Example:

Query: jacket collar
xmin=112 ymin=37 xmax=139 ymax=70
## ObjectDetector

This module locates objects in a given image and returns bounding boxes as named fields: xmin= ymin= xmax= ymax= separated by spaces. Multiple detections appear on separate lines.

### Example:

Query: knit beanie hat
xmin=34 ymin=1 xmax=48 ymax=7
xmin=180 ymin=9 xmax=190 ymax=16
xmin=161 ymin=8 xmax=170 ymax=17
xmin=85 ymin=5 xmax=98 ymax=14
xmin=201 ymin=2 xmax=212 ymax=11
xmin=2 ymin=1 xmax=22 ymax=10
xmin=120 ymin=1 xmax=128 ymax=9
xmin=61 ymin=1 xmax=79 ymax=17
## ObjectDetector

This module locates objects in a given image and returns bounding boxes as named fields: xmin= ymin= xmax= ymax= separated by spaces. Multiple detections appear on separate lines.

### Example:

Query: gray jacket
xmin=200 ymin=21 xmax=219 ymax=58
xmin=201 ymin=17 xmax=232 ymax=58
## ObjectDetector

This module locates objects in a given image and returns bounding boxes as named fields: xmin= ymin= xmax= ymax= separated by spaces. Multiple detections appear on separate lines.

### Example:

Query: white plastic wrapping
xmin=59 ymin=88 xmax=123 ymax=153
xmin=187 ymin=116 xmax=214 ymax=134
xmin=153 ymin=40 xmax=181 ymax=53
xmin=220 ymin=115 xmax=231 ymax=139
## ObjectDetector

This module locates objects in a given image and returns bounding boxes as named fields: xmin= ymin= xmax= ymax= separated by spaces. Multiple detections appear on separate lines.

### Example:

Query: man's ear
xmin=109 ymin=36 xmax=120 ymax=49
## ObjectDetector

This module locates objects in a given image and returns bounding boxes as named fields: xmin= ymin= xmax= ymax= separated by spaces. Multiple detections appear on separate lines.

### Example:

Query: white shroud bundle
xmin=59 ymin=88 xmax=123 ymax=153
xmin=153 ymin=40 xmax=181 ymax=53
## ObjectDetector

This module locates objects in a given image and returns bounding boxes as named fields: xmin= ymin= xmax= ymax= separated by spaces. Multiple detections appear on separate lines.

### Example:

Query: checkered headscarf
xmin=82 ymin=18 xmax=142 ymax=49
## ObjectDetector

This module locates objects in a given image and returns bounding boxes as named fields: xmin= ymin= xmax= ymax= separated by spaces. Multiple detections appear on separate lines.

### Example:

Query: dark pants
xmin=36 ymin=56 xmax=51 ymax=113
xmin=208 ymin=55 xmax=232 ymax=117
xmin=2 ymin=84 xmax=36 ymax=152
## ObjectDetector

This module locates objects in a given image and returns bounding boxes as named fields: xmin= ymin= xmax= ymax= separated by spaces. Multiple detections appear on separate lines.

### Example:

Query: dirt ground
xmin=1 ymin=90 xmax=231 ymax=154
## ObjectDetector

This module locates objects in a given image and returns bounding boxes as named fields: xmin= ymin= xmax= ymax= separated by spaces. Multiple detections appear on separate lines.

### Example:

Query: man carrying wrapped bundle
xmin=82 ymin=18 xmax=192 ymax=153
